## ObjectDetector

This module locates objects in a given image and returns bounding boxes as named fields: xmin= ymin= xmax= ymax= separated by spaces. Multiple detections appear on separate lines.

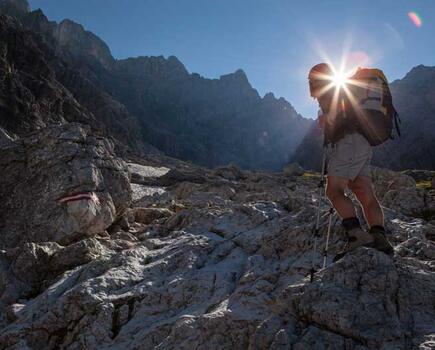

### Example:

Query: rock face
xmin=54 ymin=18 xmax=115 ymax=70
xmin=0 ymin=148 xmax=434 ymax=349
xmin=103 ymin=55 xmax=311 ymax=170
xmin=371 ymin=167 xmax=435 ymax=218
xmin=0 ymin=13 xmax=93 ymax=136
xmin=0 ymin=0 xmax=29 ymax=18
xmin=0 ymin=123 xmax=131 ymax=248
xmin=0 ymin=9 xmax=159 ymax=156
xmin=0 ymin=1 xmax=311 ymax=170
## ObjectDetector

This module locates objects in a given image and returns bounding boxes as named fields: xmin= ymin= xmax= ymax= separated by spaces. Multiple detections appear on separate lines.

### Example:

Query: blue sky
xmin=29 ymin=0 xmax=435 ymax=118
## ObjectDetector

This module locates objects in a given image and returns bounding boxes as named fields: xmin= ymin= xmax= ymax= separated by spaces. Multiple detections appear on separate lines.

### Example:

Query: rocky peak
xmin=219 ymin=68 xmax=250 ymax=86
xmin=263 ymin=92 xmax=276 ymax=101
xmin=404 ymin=64 xmax=435 ymax=78
xmin=263 ymin=92 xmax=303 ymax=119
xmin=54 ymin=18 xmax=115 ymax=70
xmin=115 ymin=55 xmax=189 ymax=78
xmin=0 ymin=0 xmax=30 ymax=18
xmin=0 ymin=2 xmax=115 ymax=70
xmin=391 ymin=64 xmax=435 ymax=92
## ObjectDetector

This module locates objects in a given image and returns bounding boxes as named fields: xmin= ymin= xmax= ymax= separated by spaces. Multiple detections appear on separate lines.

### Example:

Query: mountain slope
xmin=1 ymin=124 xmax=434 ymax=348
xmin=106 ymin=58 xmax=311 ymax=169
xmin=381 ymin=65 xmax=435 ymax=169
xmin=0 ymin=0 xmax=311 ymax=170
xmin=0 ymin=7 xmax=156 ymax=155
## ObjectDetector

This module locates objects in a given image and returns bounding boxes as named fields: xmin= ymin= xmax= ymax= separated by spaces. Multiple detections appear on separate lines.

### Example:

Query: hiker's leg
xmin=348 ymin=175 xmax=384 ymax=227
xmin=325 ymin=175 xmax=356 ymax=219
xmin=327 ymin=175 xmax=376 ymax=262
xmin=348 ymin=175 xmax=394 ymax=255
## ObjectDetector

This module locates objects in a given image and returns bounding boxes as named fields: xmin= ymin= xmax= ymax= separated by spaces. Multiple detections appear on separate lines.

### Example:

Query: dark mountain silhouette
xmin=0 ymin=5 xmax=155 ymax=155
xmin=0 ymin=0 xmax=312 ymax=170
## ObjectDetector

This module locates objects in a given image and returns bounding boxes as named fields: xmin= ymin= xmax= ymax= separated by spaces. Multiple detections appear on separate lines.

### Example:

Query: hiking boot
xmin=369 ymin=225 xmax=394 ymax=256
xmin=333 ymin=217 xmax=374 ymax=262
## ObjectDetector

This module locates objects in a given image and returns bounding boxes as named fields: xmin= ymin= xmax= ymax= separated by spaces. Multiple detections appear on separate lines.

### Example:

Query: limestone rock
xmin=371 ymin=166 xmax=416 ymax=199
xmin=159 ymin=168 xmax=207 ymax=186
xmin=55 ymin=18 xmax=114 ymax=70
xmin=0 ymin=127 xmax=15 ymax=148
xmin=0 ymin=4 xmax=434 ymax=348
xmin=0 ymin=123 xmax=131 ymax=248
xmin=403 ymin=169 xmax=435 ymax=182
xmin=0 ymin=162 xmax=434 ymax=349
xmin=382 ymin=187 xmax=426 ymax=216
xmin=128 ymin=162 xmax=170 ymax=185
xmin=283 ymin=162 xmax=305 ymax=176
xmin=212 ymin=165 xmax=246 ymax=181
xmin=4 ymin=303 xmax=24 ymax=323
xmin=133 ymin=207 xmax=174 ymax=225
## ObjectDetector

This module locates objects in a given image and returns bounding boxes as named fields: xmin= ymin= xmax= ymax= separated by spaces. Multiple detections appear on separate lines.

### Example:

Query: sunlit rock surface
xmin=1 ymin=143 xmax=434 ymax=349
xmin=0 ymin=123 xmax=131 ymax=248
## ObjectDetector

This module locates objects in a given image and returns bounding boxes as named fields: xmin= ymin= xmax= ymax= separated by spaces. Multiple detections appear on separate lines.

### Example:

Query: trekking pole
xmin=322 ymin=207 xmax=335 ymax=269
xmin=310 ymin=144 xmax=327 ymax=282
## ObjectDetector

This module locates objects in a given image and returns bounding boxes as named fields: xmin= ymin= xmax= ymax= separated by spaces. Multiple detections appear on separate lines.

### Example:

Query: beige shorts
xmin=326 ymin=133 xmax=372 ymax=181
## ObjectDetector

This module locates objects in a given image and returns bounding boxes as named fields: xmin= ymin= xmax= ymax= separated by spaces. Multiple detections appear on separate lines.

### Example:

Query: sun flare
xmin=331 ymin=70 xmax=348 ymax=88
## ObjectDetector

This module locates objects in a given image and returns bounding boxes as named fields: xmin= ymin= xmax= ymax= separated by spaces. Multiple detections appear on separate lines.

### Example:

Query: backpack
xmin=347 ymin=68 xmax=401 ymax=146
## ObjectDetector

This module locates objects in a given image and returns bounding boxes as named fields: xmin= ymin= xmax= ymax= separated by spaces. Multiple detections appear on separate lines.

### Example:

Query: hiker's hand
xmin=317 ymin=114 xmax=326 ymax=129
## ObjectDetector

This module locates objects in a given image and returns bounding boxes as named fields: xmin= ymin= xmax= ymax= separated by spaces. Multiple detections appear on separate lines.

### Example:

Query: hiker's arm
xmin=317 ymin=114 xmax=326 ymax=129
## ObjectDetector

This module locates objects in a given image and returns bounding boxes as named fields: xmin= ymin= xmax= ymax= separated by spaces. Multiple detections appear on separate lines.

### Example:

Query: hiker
xmin=308 ymin=63 xmax=398 ymax=261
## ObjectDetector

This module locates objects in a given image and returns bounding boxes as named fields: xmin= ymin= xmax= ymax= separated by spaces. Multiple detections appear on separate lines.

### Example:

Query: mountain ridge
xmin=0 ymin=0 xmax=312 ymax=170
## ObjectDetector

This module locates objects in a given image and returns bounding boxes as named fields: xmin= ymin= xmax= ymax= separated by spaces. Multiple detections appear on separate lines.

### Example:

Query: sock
xmin=342 ymin=217 xmax=360 ymax=231
xmin=370 ymin=225 xmax=385 ymax=233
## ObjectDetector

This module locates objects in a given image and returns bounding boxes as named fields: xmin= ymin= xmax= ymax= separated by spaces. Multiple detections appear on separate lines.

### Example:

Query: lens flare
xmin=408 ymin=12 xmax=422 ymax=27
xmin=331 ymin=70 xmax=348 ymax=88
xmin=347 ymin=51 xmax=371 ymax=68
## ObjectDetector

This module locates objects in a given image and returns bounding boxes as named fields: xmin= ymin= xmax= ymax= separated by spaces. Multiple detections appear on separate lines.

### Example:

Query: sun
xmin=331 ymin=70 xmax=348 ymax=88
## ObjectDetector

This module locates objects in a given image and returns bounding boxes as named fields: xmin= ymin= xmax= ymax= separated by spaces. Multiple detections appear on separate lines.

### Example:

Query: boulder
xmin=0 ymin=123 xmax=131 ymax=248
xmin=4 ymin=303 xmax=25 ymax=323
xmin=402 ymin=169 xmax=435 ymax=182
xmin=371 ymin=166 xmax=416 ymax=199
xmin=127 ymin=162 xmax=170 ymax=185
xmin=159 ymin=168 xmax=207 ymax=186
xmin=382 ymin=188 xmax=426 ymax=216
xmin=283 ymin=162 xmax=305 ymax=176
xmin=134 ymin=207 xmax=174 ymax=225
xmin=212 ymin=165 xmax=246 ymax=181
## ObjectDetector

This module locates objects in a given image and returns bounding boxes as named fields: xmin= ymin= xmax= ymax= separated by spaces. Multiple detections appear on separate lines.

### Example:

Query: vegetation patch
xmin=302 ymin=172 xmax=321 ymax=178
xmin=416 ymin=180 xmax=432 ymax=189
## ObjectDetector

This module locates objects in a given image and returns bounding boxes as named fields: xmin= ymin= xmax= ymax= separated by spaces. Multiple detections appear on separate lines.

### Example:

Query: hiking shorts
xmin=326 ymin=133 xmax=372 ymax=181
